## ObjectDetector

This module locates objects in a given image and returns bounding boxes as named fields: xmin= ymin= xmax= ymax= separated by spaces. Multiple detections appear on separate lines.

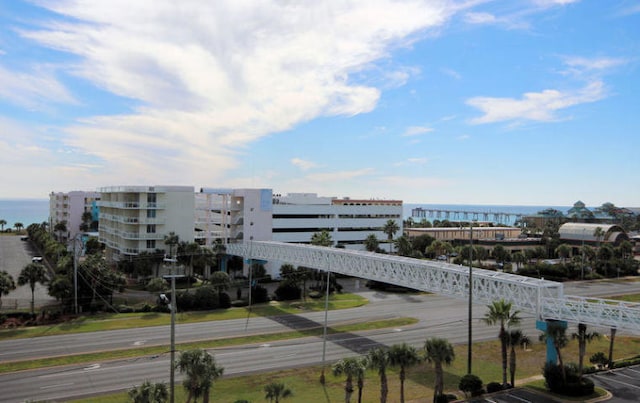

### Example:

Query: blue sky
xmin=0 ymin=0 xmax=638 ymax=207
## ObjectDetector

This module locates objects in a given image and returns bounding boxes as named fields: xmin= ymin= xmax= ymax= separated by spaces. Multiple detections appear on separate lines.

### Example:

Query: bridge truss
xmin=226 ymin=241 xmax=640 ymax=334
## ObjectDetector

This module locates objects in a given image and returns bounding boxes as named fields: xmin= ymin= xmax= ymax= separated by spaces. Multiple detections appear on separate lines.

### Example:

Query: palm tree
xmin=367 ymin=347 xmax=389 ymax=403
xmin=163 ymin=231 xmax=180 ymax=258
xmin=211 ymin=238 xmax=227 ymax=273
xmin=128 ymin=380 xmax=168 ymax=403
xmin=572 ymin=323 xmax=600 ymax=377
xmin=593 ymin=226 xmax=605 ymax=247
xmin=18 ymin=263 xmax=48 ymax=315
xmin=209 ymin=271 xmax=230 ymax=305
xmin=541 ymin=321 xmax=569 ymax=383
xmin=395 ymin=235 xmax=413 ymax=257
xmin=424 ymin=337 xmax=455 ymax=403
xmin=388 ymin=343 xmax=421 ymax=403
xmin=14 ymin=222 xmax=24 ymax=233
xmin=264 ymin=382 xmax=293 ymax=403
xmin=311 ymin=229 xmax=333 ymax=247
xmin=382 ymin=219 xmax=400 ymax=253
xmin=482 ymin=299 xmax=521 ymax=386
xmin=555 ymin=244 xmax=571 ymax=264
xmin=426 ymin=240 xmax=452 ymax=259
xmin=80 ymin=211 xmax=93 ymax=232
xmin=176 ymin=348 xmax=224 ymax=403
xmin=180 ymin=241 xmax=202 ymax=287
xmin=0 ymin=270 xmax=17 ymax=309
xmin=608 ymin=327 xmax=617 ymax=369
xmin=512 ymin=251 xmax=526 ymax=271
xmin=332 ymin=356 xmax=367 ymax=403
xmin=364 ymin=234 xmax=379 ymax=252
xmin=507 ymin=329 xmax=529 ymax=387
xmin=0 ymin=219 xmax=6 ymax=232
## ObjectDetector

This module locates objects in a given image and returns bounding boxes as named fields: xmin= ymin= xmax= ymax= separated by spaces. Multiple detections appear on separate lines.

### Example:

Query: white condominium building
xmin=272 ymin=193 xmax=403 ymax=251
xmin=98 ymin=186 xmax=195 ymax=262
xmin=196 ymin=188 xmax=273 ymax=246
xmin=49 ymin=191 xmax=101 ymax=242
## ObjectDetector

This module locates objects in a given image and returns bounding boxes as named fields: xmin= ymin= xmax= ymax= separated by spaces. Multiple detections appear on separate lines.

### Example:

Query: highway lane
xmin=1 ymin=278 xmax=636 ymax=362
xmin=0 ymin=312 xmax=537 ymax=402
xmin=0 ymin=278 xmax=637 ymax=402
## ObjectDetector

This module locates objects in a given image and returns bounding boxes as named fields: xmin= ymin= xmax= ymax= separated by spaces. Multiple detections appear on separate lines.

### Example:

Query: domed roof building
xmin=558 ymin=222 xmax=629 ymax=245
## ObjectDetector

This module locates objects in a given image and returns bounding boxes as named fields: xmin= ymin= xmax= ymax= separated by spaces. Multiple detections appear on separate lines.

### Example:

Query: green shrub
xmin=116 ymin=304 xmax=134 ymax=313
xmin=250 ymin=285 xmax=269 ymax=304
xmin=308 ymin=291 xmax=323 ymax=299
xmin=589 ymin=352 xmax=608 ymax=368
xmin=194 ymin=286 xmax=218 ymax=310
xmin=459 ymin=374 xmax=483 ymax=398
xmin=146 ymin=277 xmax=168 ymax=292
xmin=543 ymin=362 xmax=594 ymax=397
xmin=274 ymin=282 xmax=302 ymax=301
xmin=486 ymin=382 xmax=503 ymax=394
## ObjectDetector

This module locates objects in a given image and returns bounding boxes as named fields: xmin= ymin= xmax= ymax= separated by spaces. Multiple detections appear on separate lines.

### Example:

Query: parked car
xmin=32 ymin=256 xmax=43 ymax=263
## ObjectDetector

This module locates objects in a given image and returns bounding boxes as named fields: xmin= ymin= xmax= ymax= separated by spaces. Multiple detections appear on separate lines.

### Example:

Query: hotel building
xmin=97 ymin=186 xmax=195 ymax=262
xmin=49 ymin=191 xmax=101 ymax=242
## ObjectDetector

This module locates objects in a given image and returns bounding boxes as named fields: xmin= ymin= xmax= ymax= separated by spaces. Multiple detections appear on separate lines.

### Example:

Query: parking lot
xmin=588 ymin=365 xmax=640 ymax=403
xmin=465 ymin=388 xmax=560 ymax=403
xmin=0 ymin=235 xmax=54 ymax=310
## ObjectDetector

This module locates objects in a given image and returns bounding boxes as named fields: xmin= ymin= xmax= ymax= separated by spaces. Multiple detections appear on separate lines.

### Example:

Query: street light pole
xmin=320 ymin=255 xmax=331 ymax=384
xmin=467 ymin=221 xmax=473 ymax=375
xmin=163 ymin=254 xmax=181 ymax=403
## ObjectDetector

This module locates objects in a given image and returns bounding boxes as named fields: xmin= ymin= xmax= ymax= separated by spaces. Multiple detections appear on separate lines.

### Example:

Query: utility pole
xmin=467 ymin=221 xmax=473 ymax=375
xmin=69 ymin=233 xmax=82 ymax=315
xmin=320 ymin=254 xmax=331 ymax=384
xmin=163 ymin=253 xmax=182 ymax=403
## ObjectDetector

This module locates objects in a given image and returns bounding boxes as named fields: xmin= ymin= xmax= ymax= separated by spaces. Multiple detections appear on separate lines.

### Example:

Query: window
xmin=147 ymin=209 xmax=156 ymax=218
xmin=147 ymin=224 xmax=156 ymax=233
xmin=146 ymin=240 xmax=156 ymax=249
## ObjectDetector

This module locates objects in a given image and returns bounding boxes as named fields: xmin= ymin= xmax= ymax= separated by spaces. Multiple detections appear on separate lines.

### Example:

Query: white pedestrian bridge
xmin=226 ymin=241 xmax=640 ymax=334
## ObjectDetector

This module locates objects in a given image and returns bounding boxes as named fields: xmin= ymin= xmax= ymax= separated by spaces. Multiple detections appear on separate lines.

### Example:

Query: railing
xmin=225 ymin=241 xmax=640 ymax=334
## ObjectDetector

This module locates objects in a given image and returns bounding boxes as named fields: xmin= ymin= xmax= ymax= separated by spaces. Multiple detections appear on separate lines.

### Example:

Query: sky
xmin=0 ymin=0 xmax=638 ymax=207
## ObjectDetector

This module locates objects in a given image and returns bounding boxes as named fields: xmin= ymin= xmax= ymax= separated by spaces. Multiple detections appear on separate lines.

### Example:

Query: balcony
xmin=98 ymin=201 xmax=166 ymax=209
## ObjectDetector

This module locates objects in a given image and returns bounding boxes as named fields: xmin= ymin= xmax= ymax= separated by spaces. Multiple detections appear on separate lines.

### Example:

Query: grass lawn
xmin=0 ymin=293 xmax=368 ymax=340
xmin=69 ymin=334 xmax=640 ymax=403
xmin=608 ymin=293 xmax=640 ymax=303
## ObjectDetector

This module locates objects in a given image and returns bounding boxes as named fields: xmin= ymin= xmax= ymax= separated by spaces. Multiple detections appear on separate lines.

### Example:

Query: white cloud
xmin=467 ymin=81 xmax=606 ymax=124
xmin=13 ymin=1 xmax=465 ymax=188
xmin=533 ymin=0 xmax=580 ymax=6
xmin=561 ymin=56 xmax=627 ymax=75
xmin=462 ymin=10 xmax=530 ymax=30
xmin=403 ymin=126 xmax=434 ymax=136
xmin=394 ymin=157 xmax=428 ymax=166
xmin=0 ymin=65 xmax=76 ymax=109
xmin=291 ymin=158 xmax=318 ymax=171
xmin=464 ymin=12 xmax=498 ymax=24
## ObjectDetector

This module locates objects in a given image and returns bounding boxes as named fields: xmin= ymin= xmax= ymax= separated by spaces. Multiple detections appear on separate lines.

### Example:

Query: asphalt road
xmin=0 ymin=278 xmax=637 ymax=402
xmin=588 ymin=365 xmax=640 ymax=403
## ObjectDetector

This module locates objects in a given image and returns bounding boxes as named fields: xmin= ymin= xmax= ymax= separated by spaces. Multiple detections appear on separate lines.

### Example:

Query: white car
xmin=32 ymin=256 xmax=43 ymax=263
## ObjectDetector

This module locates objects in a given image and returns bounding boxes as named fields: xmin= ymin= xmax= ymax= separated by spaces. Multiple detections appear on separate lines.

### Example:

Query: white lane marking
xmin=84 ymin=363 xmax=101 ymax=371
xmin=133 ymin=340 xmax=146 ymax=346
xmin=40 ymin=382 xmax=74 ymax=390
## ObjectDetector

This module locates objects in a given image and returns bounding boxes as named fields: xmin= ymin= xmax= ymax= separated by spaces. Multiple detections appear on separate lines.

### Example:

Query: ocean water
xmin=0 ymin=199 xmax=50 ymax=229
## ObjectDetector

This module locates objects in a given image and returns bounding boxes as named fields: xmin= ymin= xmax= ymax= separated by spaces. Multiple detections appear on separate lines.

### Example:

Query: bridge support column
xmin=536 ymin=320 xmax=567 ymax=364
